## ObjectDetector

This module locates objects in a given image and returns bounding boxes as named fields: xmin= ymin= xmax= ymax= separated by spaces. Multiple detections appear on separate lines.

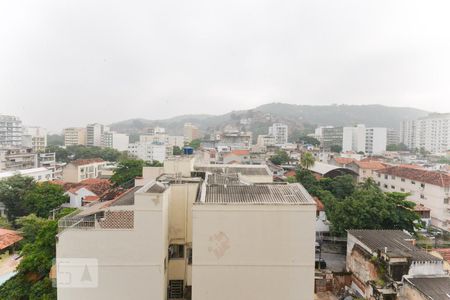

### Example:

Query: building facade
xmin=64 ymin=127 xmax=87 ymax=146
xmin=62 ymin=159 xmax=107 ymax=183
xmin=0 ymin=114 xmax=22 ymax=147
xmin=22 ymin=126 xmax=47 ymax=152
xmin=400 ymin=114 xmax=450 ymax=154
xmin=342 ymin=124 xmax=387 ymax=155
xmin=86 ymin=123 xmax=104 ymax=147
xmin=184 ymin=123 xmax=200 ymax=143
xmin=321 ymin=127 xmax=343 ymax=152
xmin=101 ymin=131 xmax=129 ymax=151
xmin=269 ymin=123 xmax=288 ymax=145
xmin=128 ymin=142 xmax=172 ymax=163
xmin=0 ymin=148 xmax=38 ymax=172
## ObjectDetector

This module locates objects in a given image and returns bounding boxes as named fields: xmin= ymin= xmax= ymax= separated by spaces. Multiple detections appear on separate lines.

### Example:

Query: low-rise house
xmin=222 ymin=149 xmax=250 ymax=164
xmin=62 ymin=178 xmax=111 ymax=207
xmin=399 ymin=276 xmax=450 ymax=300
xmin=329 ymin=157 xmax=355 ymax=168
xmin=347 ymin=160 xmax=387 ymax=182
xmin=374 ymin=166 xmax=450 ymax=231
xmin=346 ymin=230 xmax=444 ymax=299
xmin=62 ymin=159 xmax=107 ymax=183
xmin=0 ymin=229 xmax=23 ymax=254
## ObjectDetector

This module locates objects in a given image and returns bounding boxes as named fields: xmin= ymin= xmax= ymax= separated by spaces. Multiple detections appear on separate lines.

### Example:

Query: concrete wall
xmin=57 ymin=185 xmax=169 ymax=300
xmin=192 ymin=204 xmax=315 ymax=300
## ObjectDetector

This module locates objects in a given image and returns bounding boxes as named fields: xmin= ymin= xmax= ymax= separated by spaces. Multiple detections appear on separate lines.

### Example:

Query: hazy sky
xmin=1 ymin=0 xmax=450 ymax=132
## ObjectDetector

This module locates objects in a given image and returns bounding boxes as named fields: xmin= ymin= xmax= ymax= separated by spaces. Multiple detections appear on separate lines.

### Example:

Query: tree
xmin=0 ymin=216 xmax=12 ymax=229
xmin=0 ymin=218 xmax=58 ymax=299
xmin=298 ymin=135 xmax=320 ymax=146
xmin=300 ymin=152 xmax=315 ymax=169
xmin=110 ymin=159 xmax=148 ymax=187
xmin=189 ymin=139 xmax=201 ymax=150
xmin=173 ymin=146 xmax=183 ymax=156
xmin=16 ymin=214 xmax=48 ymax=244
xmin=386 ymin=143 xmax=409 ymax=151
xmin=327 ymin=181 xmax=421 ymax=236
xmin=45 ymin=145 xmax=69 ymax=162
xmin=23 ymin=182 xmax=68 ymax=218
xmin=330 ymin=145 xmax=342 ymax=153
xmin=46 ymin=134 xmax=64 ymax=146
xmin=0 ymin=175 xmax=36 ymax=224
xmin=320 ymin=175 xmax=355 ymax=199
xmin=270 ymin=150 xmax=290 ymax=165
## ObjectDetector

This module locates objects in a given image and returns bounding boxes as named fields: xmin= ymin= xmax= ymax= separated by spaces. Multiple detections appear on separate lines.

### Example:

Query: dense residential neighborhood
xmin=0 ymin=109 xmax=450 ymax=299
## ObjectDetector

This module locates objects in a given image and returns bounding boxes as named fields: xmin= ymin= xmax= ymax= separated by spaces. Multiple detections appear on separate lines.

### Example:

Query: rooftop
xmin=195 ymin=164 xmax=271 ymax=176
xmin=333 ymin=157 xmax=355 ymax=165
xmin=70 ymin=158 xmax=105 ymax=166
xmin=0 ymin=229 xmax=22 ymax=250
xmin=353 ymin=160 xmax=387 ymax=170
xmin=348 ymin=230 xmax=441 ymax=262
xmin=377 ymin=166 xmax=450 ymax=187
xmin=404 ymin=276 xmax=450 ymax=300
xmin=200 ymin=183 xmax=315 ymax=205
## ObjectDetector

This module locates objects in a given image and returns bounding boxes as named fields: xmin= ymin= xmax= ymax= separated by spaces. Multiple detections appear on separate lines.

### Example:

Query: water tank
xmin=183 ymin=147 xmax=194 ymax=155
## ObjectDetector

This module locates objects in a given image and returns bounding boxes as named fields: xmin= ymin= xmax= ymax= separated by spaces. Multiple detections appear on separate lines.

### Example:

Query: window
xmin=411 ymin=181 xmax=415 ymax=184
xmin=400 ymin=188 xmax=405 ymax=192
xmin=401 ymin=178 xmax=405 ymax=182
xmin=168 ymin=280 xmax=184 ymax=299
xmin=384 ymin=175 xmax=388 ymax=179
xmin=391 ymin=176 xmax=396 ymax=180
xmin=391 ymin=185 xmax=395 ymax=189
xmin=420 ymin=183 xmax=425 ymax=188
xmin=384 ymin=184 xmax=388 ymax=189
xmin=377 ymin=173 xmax=381 ymax=178
xmin=420 ymin=194 xmax=425 ymax=199
xmin=445 ymin=198 xmax=449 ymax=204
xmin=187 ymin=248 xmax=192 ymax=265
xmin=169 ymin=244 xmax=184 ymax=259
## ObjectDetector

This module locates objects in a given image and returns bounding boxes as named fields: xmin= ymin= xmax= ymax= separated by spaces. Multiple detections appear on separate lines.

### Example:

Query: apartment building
xmin=269 ymin=123 xmax=288 ymax=145
xmin=342 ymin=124 xmax=387 ymax=155
xmin=374 ymin=166 xmax=450 ymax=231
xmin=62 ymin=159 xmax=107 ymax=183
xmin=346 ymin=160 xmax=387 ymax=182
xmin=56 ymin=159 xmax=315 ymax=300
xmin=192 ymin=182 xmax=315 ymax=300
xmin=22 ymin=126 xmax=47 ymax=152
xmin=0 ymin=114 xmax=22 ymax=147
xmin=217 ymin=130 xmax=252 ymax=150
xmin=184 ymin=123 xmax=200 ymax=143
xmin=86 ymin=123 xmax=104 ymax=147
xmin=140 ymin=134 xmax=185 ymax=148
xmin=321 ymin=126 xmax=343 ymax=152
xmin=0 ymin=147 xmax=38 ymax=171
xmin=128 ymin=142 xmax=172 ymax=163
xmin=101 ymin=131 xmax=129 ymax=151
xmin=400 ymin=113 xmax=450 ymax=154
xmin=256 ymin=134 xmax=276 ymax=150
xmin=64 ymin=127 xmax=87 ymax=146
xmin=387 ymin=128 xmax=400 ymax=146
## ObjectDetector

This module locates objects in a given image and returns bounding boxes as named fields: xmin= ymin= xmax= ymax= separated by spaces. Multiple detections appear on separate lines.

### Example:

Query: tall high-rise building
xmin=22 ymin=126 xmax=47 ymax=152
xmin=102 ymin=131 xmax=129 ymax=151
xmin=342 ymin=124 xmax=387 ymax=155
xmin=268 ymin=123 xmax=288 ymax=145
xmin=387 ymin=128 xmax=400 ymax=146
xmin=184 ymin=123 xmax=200 ymax=143
xmin=0 ymin=114 xmax=22 ymax=147
xmin=86 ymin=123 xmax=105 ymax=147
xmin=64 ymin=127 xmax=87 ymax=146
xmin=400 ymin=114 xmax=450 ymax=153
xmin=321 ymin=127 xmax=343 ymax=152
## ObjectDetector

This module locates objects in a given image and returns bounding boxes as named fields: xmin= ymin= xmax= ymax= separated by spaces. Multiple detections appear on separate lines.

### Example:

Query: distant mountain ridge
xmin=110 ymin=103 xmax=430 ymax=137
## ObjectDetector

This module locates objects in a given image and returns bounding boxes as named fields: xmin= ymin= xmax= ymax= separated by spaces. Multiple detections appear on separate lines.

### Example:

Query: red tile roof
xmin=314 ymin=197 xmax=325 ymax=211
xmin=0 ymin=229 xmax=23 ymax=250
xmin=354 ymin=160 xmax=387 ymax=170
xmin=70 ymin=158 xmax=105 ymax=166
xmin=334 ymin=157 xmax=355 ymax=165
xmin=377 ymin=166 xmax=450 ymax=187
xmin=398 ymin=164 xmax=424 ymax=170
xmin=223 ymin=150 xmax=250 ymax=156
xmin=285 ymin=170 xmax=296 ymax=177
xmin=434 ymin=248 xmax=450 ymax=262
xmin=83 ymin=195 xmax=100 ymax=202
xmin=63 ymin=179 xmax=111 ymax=196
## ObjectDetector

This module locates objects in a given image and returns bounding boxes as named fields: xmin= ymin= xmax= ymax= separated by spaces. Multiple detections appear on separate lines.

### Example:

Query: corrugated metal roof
xmin=207 ymin=173 xmax=241 ymax=185
xmin=405 ymin=276 xmax=450 ymax=300
xmin=195 ymin=164 xmax=271 ymax=176
xmin=348 ymin=230 xmax=441 ymax=262
xmin=202 ymin=183 xmax=315 ymax=205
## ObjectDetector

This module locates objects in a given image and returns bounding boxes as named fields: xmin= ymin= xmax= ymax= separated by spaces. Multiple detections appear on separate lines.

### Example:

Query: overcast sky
xmin=1 ymin=0 xmax=450 ymax=132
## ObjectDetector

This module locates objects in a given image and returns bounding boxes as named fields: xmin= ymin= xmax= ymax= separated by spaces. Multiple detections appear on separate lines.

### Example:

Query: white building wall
xmin=192 ymin=204 xmax=315 ymax=300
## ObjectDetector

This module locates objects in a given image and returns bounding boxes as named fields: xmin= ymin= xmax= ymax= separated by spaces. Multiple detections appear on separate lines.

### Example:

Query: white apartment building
xmin=128 ymin=142 xmax=172 ymax=163
xmin=62 ymin=159 xmax=107 ymax=183
xmin=269 ymin=123 xmax=288 ymax=145
xmin=375 ymin=166 xmax=450 ymax=231
xmin=86 ymin=123 xmax=104 ymax=147
xmin=64 ymin=127 xmax=87 ymax=146
xmin=0 ymin=114 xmax=22 ymax=147
xmin=0 ymin=148 xmax=38 ymax=171
xmin=101 ymin=131 xmax=129 ymax=151
xmin=342 ymin=124 xmax=387 ymax=155
xmin=140 ymin=134 xmax=185 ymax=148
xmin=56 ymin=159 xmax=315 ymax=300
xmin=22 ymin=126 xmax=47 ymax=152
xmin=192 ymin=183 xmax=315 ymax=300
xmin=401 ymin=114 xmax=450 ymax=154
xmin=256 ymin=134 xmax=276 ymax=150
